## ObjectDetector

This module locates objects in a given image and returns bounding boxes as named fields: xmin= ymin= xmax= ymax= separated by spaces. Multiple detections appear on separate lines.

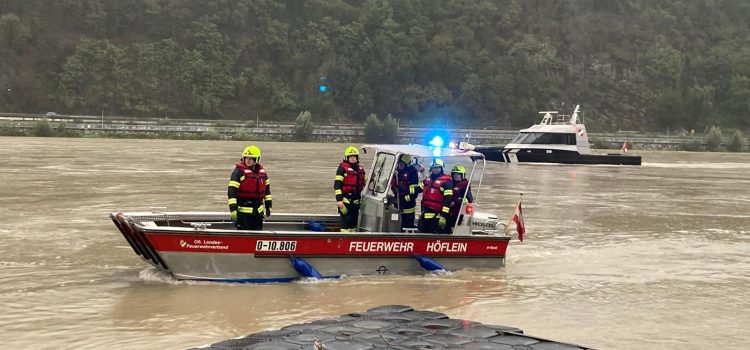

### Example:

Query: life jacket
xmin=339 ymin=161 xmax=365 ymax=196
xmin=235 ymin=162 xmax=268 ymax=200
xmin=449 ymin=179 xmax=470 ymax=217
xmin=422 ymin=173 xmax=452 ymax=212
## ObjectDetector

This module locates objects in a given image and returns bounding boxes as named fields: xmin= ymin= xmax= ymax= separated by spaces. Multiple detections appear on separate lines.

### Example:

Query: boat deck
xmin=192 ymin=305 xmax=593 ymax=349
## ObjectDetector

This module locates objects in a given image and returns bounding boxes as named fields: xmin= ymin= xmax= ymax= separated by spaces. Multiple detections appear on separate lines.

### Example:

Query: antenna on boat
xmin=570 ymin=105 xmax=580 ymax=124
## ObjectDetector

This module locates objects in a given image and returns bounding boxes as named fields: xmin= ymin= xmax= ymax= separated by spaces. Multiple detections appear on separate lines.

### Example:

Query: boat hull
xmin=112 ymin=212 xmax=510 ymax=282
xmin=476 ymin=146 xmax=642 ymax=165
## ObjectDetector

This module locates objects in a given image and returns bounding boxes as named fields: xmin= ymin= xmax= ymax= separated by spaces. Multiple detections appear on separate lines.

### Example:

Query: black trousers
xmin=401 ymin=212 xmax=415 ymax=229
xmin=419 ymin=208 xmax=444 ymax=234
xmin=339 ymin=201 xmax=360 ymax=232
xmin=236 ymin=200 xmax=264 ymax=230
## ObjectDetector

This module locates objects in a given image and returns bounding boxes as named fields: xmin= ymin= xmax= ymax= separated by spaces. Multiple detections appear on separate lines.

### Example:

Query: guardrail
xmin=0 ymin=113 xmax=714 ymax=148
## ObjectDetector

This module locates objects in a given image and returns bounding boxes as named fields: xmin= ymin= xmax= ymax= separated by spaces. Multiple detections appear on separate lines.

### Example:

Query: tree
xmin=57 ymin=38 xmax=132 ymax=114
xmin=382 ymin=114 xmax=399 ymax=143
xmin=293 ymin=110 xmax=314 ymax=141
xmin=705 ymin=126 xmax=723 ymax=151
xmin=364 ymin=113 xmax=383 ymax=143
xmin=31 ymin=117 xmax=54 ymax=137
xmin=727 ymin=130 xmax=747 ymax=152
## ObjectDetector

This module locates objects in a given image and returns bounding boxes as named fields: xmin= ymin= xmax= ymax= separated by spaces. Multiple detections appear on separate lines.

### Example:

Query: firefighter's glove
xmin=265 ymin=207 xmax=272 ymax=217
xmin=438 ymin=216 xmax=447 ymax=230
xmin=230 ymin=210 xmax=237 ymax=222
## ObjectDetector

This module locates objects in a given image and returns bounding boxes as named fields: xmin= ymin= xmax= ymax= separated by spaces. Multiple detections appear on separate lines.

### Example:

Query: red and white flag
xmin=621 ymin=141 xmax=629 ymax=154
xmin=510 ymin=200 xmax=525 ymax=242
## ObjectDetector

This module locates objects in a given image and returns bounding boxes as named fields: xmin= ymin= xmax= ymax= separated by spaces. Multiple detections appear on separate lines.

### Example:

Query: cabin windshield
xmin=510 ymin=132 xmax=576 ymax=145
xmin=367 ymin=153 xmax=396 ymax=194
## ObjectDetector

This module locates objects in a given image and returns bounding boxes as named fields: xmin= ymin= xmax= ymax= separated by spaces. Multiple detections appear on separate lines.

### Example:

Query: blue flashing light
xmin=319 ymin=85 xmax=328 ymax=92
xmin=428 ymin=135 xmax=444 ymax=148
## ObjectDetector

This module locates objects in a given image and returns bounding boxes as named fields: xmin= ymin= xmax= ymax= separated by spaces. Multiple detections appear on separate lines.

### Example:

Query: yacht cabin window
xmin=510 ymin=132 xmax=576 ymax=145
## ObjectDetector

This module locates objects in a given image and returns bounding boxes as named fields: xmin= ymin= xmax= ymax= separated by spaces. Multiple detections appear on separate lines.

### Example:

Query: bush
xmin=293 ymin=110 xmax=314 ymax=141
xmin=681 ymin=137 xmax=703 ymax=151
xmin=0 ymin=122 xmax=24 ymax=136
xmin=232 ymin=130 xmax=253 ymax=140
xmin=203 ymin=130 xmax=222 ymax=140
xmin=727 ymin=130 xmax=747 ymax=152
xmin=382 ymin=114 xmax=399 ymax=143
xmin=31 ymin=117 xmax=55 ymax=137
xmin=364 ymin=113 xmax=383 ymax=143
xmin=705 ymin=126 xmax=723 ymax=151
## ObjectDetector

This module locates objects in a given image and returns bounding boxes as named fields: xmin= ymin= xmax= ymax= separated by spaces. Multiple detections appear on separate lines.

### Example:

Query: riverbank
xmin=1 ymin=113 xmax=747 ymax=152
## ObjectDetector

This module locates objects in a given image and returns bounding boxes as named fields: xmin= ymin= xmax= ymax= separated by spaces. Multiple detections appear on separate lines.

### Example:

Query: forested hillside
xmin=1 ymin=0 xmax=749 ymax=131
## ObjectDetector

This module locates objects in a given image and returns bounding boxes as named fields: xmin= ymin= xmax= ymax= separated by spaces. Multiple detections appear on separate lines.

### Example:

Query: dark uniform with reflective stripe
xmin=334 ymin=161 xmax=366 ymax=232
xmin=391 ymin=164 xmax=420 ymax=229
xmin=416 ymin=173 xmax=453 ymax=234
xmin=228 ymin=162 xmax=272 ymax=230
xmin=447 ymin=179 xmax=473 ymax=233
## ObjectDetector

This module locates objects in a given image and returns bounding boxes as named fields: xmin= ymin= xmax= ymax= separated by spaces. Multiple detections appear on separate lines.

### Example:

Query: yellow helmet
xmin=241 ymin=145 xmax=261 ymax=161
xmin=451 ymin=165 xmax=466 ymax=175
xmin=399 ymin=154 xmax=412 ymax=164
xmin=431 ymin=158 xmax=444 ymax=169
xmin=344 ymin=146 xmax=359 ymax=159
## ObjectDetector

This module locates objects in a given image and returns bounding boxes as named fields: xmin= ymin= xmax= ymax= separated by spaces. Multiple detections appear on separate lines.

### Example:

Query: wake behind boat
xmin=470 ymin=105 xmax=641 ymax=165
xmin=111 ymin=144 xmax=521 ymax=283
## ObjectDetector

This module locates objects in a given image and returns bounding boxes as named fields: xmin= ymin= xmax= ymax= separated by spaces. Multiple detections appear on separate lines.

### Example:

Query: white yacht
xmin=473 ymin=105 xmax=641 ymax=165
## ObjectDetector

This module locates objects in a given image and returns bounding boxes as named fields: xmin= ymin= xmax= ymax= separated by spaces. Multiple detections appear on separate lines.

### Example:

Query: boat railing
xmin=589 ymin=143 xmax=599 ymax=154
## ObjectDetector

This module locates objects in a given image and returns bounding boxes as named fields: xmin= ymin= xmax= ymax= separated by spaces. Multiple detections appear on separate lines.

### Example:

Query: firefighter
xmin=334 ymin=146 xmax=366 ymax=232
xmin=416 ymin=159 xmax=453 ymax=234
xmin=390 ymin=154 xmax=420 ymax=229
xmin=447 ymin=165 xmax=474 ymax=233
xmin=227 ymin=145 xmax=272 ymax=230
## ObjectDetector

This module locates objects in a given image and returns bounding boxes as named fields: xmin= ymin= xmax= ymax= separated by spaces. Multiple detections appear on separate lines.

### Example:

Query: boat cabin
xmin=359 ymin=144 xmax=496 ymax=235
xmin=505 ymin=105 xmax=593 ymax=155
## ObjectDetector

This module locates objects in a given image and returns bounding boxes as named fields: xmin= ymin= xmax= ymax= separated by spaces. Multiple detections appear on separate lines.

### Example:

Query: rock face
xmin=193 ymin=305 xmax=593 ymax=350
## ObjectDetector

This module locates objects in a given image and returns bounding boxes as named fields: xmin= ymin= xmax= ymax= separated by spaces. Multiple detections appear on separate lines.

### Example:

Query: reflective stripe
xmin=258 ymin=204 xmax=264 ymax=213
xmin=442 ymin=206 xmax=450 ymax=214
xmin=423 ymin=212 xmax=437 ymax=219
xmin=228 ymin=181 xmax=240 ymax=188
xmin=335 ymin=175 xmax=344 ymax=181
xmin=409 ymin=185 xmax=418 ymax=194
xmin=335 ymin=189 xmax=342 ymax=195
xmin=402 ymin=207 xmax=416 ymax=214
xmin=443 ymin=189 xmax=453 ymax=196
xmin=264 ymin=195 xmax=272 ymax=201
xmin=340 ymin=206 xmax=348 ymax=215
xmin=239 ymin=176 xmax=245 ymax=182
xmin=265 ymin=179 xmax=270 ymax=185
xmin=403 ymin=195 xmax=410 ymax=202
xmin=227 ymin=198 xmax=237 ymax=205
xmin=340 ymin=228 xmax=355 ymax=233
xmin=342 ymin=198 xmax=360 ymax=205
xmin=419 ymin=182 xmax=424 ymax=189
xmin=238 ymin=207 xmax=254 ymax=213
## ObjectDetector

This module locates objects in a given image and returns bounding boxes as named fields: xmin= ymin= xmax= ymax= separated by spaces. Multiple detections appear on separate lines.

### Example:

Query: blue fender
xmin=290 ymin=256 xmax=323 ymax=279
xmin=415 ymin=254 xmax=446 ymax=272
